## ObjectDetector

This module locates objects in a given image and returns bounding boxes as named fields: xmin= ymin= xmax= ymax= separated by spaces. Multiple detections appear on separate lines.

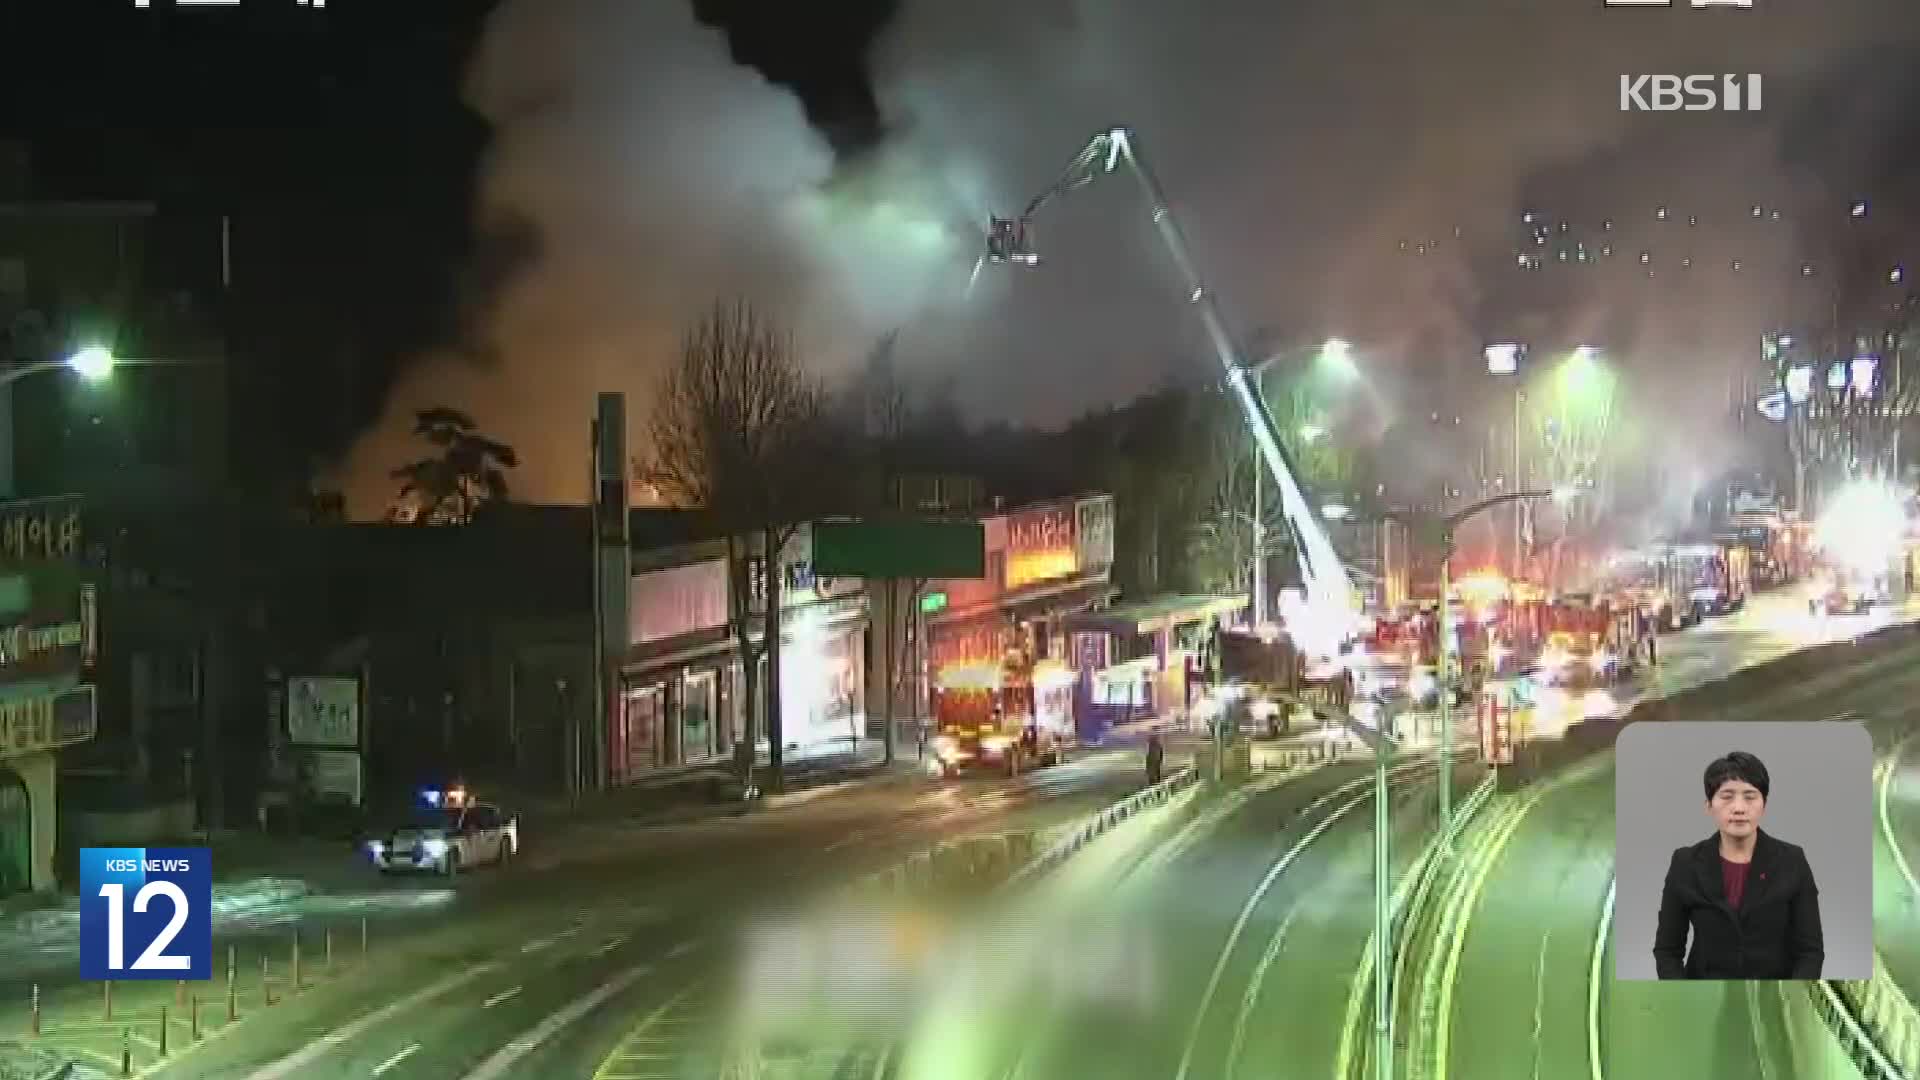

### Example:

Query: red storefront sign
xmin=1004 ymin=506 xmax=1077 ymax=590
xmin=928 ymin=618 xmax=1004 ymax=676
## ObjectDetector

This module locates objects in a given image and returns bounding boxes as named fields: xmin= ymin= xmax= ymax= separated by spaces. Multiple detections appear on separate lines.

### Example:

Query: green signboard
xmin=920 ymin=591 xmax=949 ymax=614
xmin=811 ymin=519 xmax=986 ymax=580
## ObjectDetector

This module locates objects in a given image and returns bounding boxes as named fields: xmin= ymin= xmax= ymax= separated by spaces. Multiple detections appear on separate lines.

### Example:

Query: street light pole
xmin=1437 ymin=529 xmax=1454 ymax=841
xmin=1373 ymin=710 xmax=1392 ymax=1080
xmin=1253 ymin=462 xmax=1267 ymax=626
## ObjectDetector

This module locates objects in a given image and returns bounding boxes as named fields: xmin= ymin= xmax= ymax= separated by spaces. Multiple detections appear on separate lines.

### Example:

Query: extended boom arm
xmin=1000 ymin=127 xmax=1357 ymax=654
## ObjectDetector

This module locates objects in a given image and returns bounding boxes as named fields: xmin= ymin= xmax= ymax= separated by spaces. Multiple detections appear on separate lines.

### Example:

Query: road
xmin=0 ymin=744 xmax=1195 ymax=1080
xmin=916 ymin=587 xmax=1920 ymax=1080
xmin=1434 ymin=589 xmax=1920 ymax=1080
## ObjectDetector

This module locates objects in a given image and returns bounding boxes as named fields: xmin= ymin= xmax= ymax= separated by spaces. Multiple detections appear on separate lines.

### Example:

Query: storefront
xmin=617 ymin=556 xmax=738 ymax=781
xmin=0 ymin=496 xmax=96 ymax=897
xmin=923 ymin=495 xmax=1116 ymax=742
xmin=616 ymin=524 xmax=871 ymax=779
xmin=1067 ymin=593 xmax=1249 ymax=741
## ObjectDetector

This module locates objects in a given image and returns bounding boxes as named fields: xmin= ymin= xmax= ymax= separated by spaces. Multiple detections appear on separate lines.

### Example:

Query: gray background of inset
xmin=1614 ymin=720 xmax=1873 ymax=980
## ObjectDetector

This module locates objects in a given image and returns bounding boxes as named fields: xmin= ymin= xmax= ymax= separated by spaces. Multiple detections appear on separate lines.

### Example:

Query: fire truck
xmin=1215 ymin=628 xmax=1353 ymax=735
xmin=1534 ymin=594 xmax=1646 ymax=687
xmin=927 ymin=650 xmax=1071 ymax=778
xmin=1670 ymin=539 xmax=1750 ymax=618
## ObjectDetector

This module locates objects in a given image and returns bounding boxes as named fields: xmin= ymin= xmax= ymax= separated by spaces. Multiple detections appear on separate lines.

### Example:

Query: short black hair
xmin=1704 ymin=751 xmax=1770 ymax=802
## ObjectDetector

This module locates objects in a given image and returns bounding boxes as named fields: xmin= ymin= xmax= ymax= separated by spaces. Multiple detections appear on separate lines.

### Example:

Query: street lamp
xmin=1383 ymin=488 xmax=1567 ymax=849
xmin=0 ymin=346 xmax=209 ymax=497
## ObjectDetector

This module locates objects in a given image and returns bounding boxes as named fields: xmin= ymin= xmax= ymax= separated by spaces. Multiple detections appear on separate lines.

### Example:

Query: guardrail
xmin=1816 ymin=959 xmax=1919 ymax=1080
xmin=1002 ymin=764 xmax=1200 ymax=891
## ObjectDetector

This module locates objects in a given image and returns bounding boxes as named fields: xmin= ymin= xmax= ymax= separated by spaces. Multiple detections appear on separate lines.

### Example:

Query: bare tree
xmin=649 ymin=299 xmax=826 ymax=793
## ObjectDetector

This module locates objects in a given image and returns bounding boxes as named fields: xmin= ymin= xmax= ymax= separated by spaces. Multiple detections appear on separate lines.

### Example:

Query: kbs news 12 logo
xmin=80 ymin=848 xmax=212 ymax=981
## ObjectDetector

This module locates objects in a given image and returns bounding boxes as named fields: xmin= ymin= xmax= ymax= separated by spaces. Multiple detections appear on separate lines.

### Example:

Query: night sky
xmin=4 ymin=1 xmax=1920 ymax=514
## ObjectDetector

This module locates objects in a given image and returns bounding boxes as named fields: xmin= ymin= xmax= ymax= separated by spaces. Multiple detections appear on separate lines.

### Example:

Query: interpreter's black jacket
xmin=1653 ymin=829 xmax=1824 ymax=980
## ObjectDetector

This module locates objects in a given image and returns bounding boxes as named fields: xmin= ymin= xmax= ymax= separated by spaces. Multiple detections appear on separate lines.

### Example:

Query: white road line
xmin=371 ymin=1043 xmax=421 ymax=1077
xmin=1173 ymin=781 xmax=1403 ymax=1080
xmin=594 ymin=937 xmax=628 ymax=956
xmin=521 ymin=938 xmax=554 ymax=953
xmin=460 ymin=963 xmax=654 ymax=1080
xmin=483 ymin=987 xmax=522 ymax=1009
xmin=667 ymin=940 xmax=698 ymax=958
xmin=244 ymin=963 xmax=499 ymax=1080
xmin=1588 ymin=878 xmax=1615 ymax=1080
xmin=1877 ymin=741 xmax=1920 ymax=900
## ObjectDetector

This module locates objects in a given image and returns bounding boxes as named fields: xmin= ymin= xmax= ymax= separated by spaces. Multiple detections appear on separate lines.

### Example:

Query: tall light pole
xmin=1385 ymin=487 xmax=1570 ymax=846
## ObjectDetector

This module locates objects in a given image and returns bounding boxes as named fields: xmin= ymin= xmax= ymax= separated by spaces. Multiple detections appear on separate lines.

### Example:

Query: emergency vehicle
xmin=928 ymin=650 xmax=1071 ymax=778
xmin=365 ymin=786 xmax=518 ymax=876
xmin=1534 ymin=595 xmax=1644 ymax=687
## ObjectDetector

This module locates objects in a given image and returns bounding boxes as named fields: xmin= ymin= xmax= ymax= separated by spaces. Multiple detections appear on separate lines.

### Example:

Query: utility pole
xmin=1436 ymin=530 xmax=1454 ymax=846
xmin=1373 ymin=706 xmax=1393 ymax=1080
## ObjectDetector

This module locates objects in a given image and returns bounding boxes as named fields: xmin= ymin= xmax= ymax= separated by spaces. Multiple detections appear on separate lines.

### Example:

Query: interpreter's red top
xmin=1721 ymin=857 xmax=1751 ymax=909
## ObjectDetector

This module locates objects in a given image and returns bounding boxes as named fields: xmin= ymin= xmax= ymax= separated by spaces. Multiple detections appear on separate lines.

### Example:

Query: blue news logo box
xmin=79 ymin=847 xmax=212 ymax=980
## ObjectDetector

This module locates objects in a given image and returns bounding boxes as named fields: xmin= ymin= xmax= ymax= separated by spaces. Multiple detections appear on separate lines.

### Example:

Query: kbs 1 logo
xmin=1619 ymin=74 xmax=1763 ymax=112
xmin=80 ymin=848 xmax=212 ymax=980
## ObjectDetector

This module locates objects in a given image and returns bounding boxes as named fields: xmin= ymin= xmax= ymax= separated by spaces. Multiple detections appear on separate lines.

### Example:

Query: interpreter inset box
xmin=1614 ymin=721 xmax=1871 ymax=981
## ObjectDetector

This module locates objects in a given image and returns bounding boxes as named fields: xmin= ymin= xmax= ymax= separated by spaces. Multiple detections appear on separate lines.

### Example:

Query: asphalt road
xmin=0 ymin=745 xmax=1173 ymax=1079
xmin=1435 ymin=590 xmax=1920 ymax=1080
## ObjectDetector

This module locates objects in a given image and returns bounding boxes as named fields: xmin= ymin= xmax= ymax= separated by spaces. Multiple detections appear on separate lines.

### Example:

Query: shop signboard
xmin=1004 ymin=505 xmax=1077 ymax=590
xmin=299 ymin=748 xmax=363 ymax=806
xmin=1074 ymin=495 xmax=1114 ymax=576
xmin=286 ymin=676 xmax=360 ymax=749
xmin=0 ymin=683 xmax=95 ymax=759
xmin=1478 ymin=691 xmax=1514 ymax=765
xmin=630 ymin=559 xmax=729 ymax=644
xmin=0 ymin=577 xmax=94 ymax=686
xmin=0 ymin=497 xmax=83 ymax=567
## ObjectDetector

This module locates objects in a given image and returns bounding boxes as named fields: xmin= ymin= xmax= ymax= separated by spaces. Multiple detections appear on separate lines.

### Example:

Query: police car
xmin=365 ymin=787 xmax=518 ymax=875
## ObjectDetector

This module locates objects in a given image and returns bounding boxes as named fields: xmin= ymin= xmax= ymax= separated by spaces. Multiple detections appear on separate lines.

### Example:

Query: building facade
xmin=0 ymin=495 xmax=98 ymax=895
xmin=914 ymin=494 xmax=1116 ymax=744
xmin=613 ymin=523 xmax=869 ymax=782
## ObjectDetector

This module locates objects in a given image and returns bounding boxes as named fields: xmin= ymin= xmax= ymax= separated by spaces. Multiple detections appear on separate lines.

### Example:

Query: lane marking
xmin=460 ymin=963 xmax=655 ymax=1080
xmin=371 ymin=1043 xmax=421 ymax=1076
xmin=521 ymin=938 xmax=554 ymax=954
xmin=1433 ymin=788 xmax=1543 ymax=1080
xmin=1877 ymin=738 xmax=1920 ymax=901
xmin=1588 ymin=878 xmax=1615 ymax=1080
xmin=1224 ymin=903 xmax=1305 ymax=1079
xmin=667 ymin=940 xmax=698 ymax=958
xmin=594 ymin=937 xmax=629 ymax=957
xmin=1173 ymin=773 xmax=1421 ymax=1080
xmin=244 ymin=962 xmax=499 ymax=1080
xmin=1529 ymin=929 xmax=1551 ymax=1080
xmin=483 ymin=987 xmax=521 ymax=1009
xmin=590 ymin=986 xmax=701 ymax=1080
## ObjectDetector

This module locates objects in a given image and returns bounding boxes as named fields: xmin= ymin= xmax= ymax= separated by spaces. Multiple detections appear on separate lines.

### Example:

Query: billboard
xmin=811 ymin=519 xmax=986 ymax=580
xmin=1004 ymin=506 xmax=1076 ymax=590
xmin=286 ymin=676 xmax=360 ymax=749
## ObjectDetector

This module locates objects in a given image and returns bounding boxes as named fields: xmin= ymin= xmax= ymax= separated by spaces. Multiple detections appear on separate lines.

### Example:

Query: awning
xmin=1065 ymin=593 xmax=1248 ymax=636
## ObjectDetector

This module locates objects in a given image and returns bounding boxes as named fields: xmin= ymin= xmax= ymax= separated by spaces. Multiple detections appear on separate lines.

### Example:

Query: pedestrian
xmin=1145 ymin=731 xmax=1165 ymax=787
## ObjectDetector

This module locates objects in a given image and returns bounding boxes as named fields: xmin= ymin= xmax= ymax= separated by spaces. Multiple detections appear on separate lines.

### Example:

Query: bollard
xmin=104 ymin=979 xmax=113 ymax=1021
xmin=120 ymin=1026 xmax=131 ymax=1076
xmin=158 ymin=1004 xmax=168 ymax=1057
xmin=190 ymin=993 xmax=201 ymax=1040
xmin=226 ymin=946 xmax=238 ymax=1022
xmin=262 ymin=955 xmax=276 ymax=1007
xmin=325 ymin=927 xmax=334 ymax=975
xmin=292 ymin=933 xmax=302 ymax=990
xmin=360 ymin=916 xmax=368 ymax=958
xmin=30 ymin=983 xmax=39 ymax=1036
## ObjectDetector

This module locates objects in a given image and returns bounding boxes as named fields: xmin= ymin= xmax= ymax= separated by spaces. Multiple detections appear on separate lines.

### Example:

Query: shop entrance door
xmin=0 ymin=766 xmax=29 ymax=898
